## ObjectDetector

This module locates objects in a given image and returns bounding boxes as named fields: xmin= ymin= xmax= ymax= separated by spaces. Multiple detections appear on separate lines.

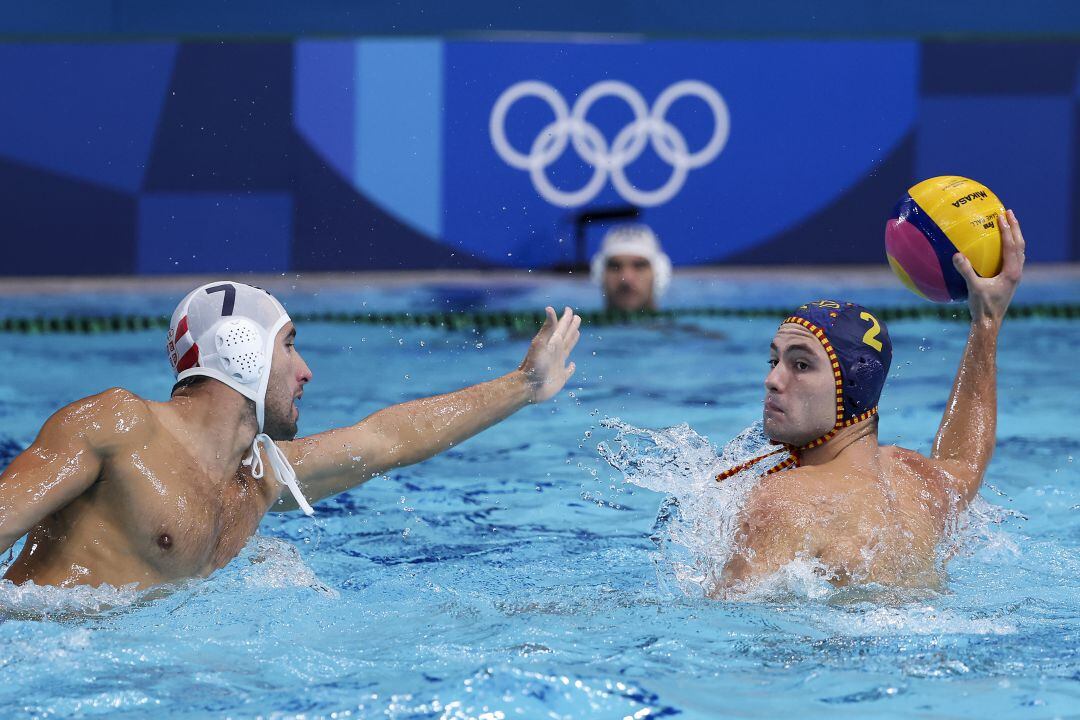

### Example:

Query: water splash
xmin=0 ymin=579 xmax=144 ymax=620
xmin=597 ymin=418 xmax=786 ymax=598
xmin=939 ymin=496 xmax=1024 ymax=565
xmin=228 ymin=535 xmax=338 ymax=596
xmin=0 ymin=535 xmax=335 ymax=620
xmin=596 ymin=418 xmax=1018 ymax=603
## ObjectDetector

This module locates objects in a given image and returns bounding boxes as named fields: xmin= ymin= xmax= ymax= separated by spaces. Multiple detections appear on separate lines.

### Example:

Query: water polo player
xmin=0 ymin=282 xmax=581 ymax=588
xmin=715 ymin=211 xmax=1025 ymax=593
xmin=591 ymin=223 xmax=673 ymax=312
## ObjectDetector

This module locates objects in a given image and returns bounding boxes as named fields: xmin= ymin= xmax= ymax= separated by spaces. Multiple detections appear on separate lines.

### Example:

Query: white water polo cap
xmin=590 ymin=224 xmax=673 ymax=299
xmin=167 ymin=281 xmax=314 ymax=516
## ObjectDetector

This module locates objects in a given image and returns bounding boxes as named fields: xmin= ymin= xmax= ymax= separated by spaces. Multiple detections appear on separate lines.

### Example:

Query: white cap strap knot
xmin=244 ymin=433 xmax=315 ymax=516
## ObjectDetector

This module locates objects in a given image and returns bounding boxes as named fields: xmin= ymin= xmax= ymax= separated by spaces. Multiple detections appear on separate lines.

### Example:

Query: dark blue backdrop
xmin=0 ymin=38 xmax=1077 ymax=275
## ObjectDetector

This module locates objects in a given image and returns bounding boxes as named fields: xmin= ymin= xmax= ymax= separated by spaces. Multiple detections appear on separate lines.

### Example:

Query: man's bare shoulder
xmin=880 ymin=444 xmax=960 ymax=500
xmin=880 ymin=444 xmax=950 ymax=479
xmin=49 ymin=387 xmax=156 ymax=450
xmin=881 ymin=444 xmax=926 ymax=463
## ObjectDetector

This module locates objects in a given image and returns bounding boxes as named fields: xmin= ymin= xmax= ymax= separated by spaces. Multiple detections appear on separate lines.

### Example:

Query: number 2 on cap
xmin=860 ymin=311 xmax=883 ymax=352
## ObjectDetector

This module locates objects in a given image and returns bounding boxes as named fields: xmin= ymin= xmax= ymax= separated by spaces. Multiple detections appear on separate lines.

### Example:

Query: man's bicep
xmin=0 ymin=408 xmax=104 ymax=547
xmin=278 ymin=421 xmax=392 ymax=504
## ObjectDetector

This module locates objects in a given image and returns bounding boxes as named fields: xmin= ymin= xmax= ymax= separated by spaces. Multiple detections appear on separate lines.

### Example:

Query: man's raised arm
xmin=274 ymin=307 xmax=581 ymax=510
xmin=932 ymin=210 xmax=1025 ymax=506
xmin=0 ymin=389 xmax=145 ymax=553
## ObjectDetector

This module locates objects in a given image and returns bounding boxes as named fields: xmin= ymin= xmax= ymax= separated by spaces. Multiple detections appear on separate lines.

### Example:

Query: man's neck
xmin=798 ymin=420 xmax=879 ymax=468
xmin=168 ymin=381 xmax=259 ymax=481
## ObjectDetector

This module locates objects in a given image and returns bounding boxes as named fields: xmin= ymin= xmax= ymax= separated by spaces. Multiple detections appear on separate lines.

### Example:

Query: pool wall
xmin=1 ymin=36 xmax=1078 ymax=275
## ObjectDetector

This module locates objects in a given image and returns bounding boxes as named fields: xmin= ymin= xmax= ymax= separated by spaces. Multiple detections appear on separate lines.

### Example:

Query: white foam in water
xmin=598 ymin=418 xmax=789 ymax=598
xmin=938 ymin=496 xmax=1023 ymax=564
xmin=231 ymin=535 xmax=338 ymax=596
xmin=0 ymin=577 xmax=144 ymax=618
xmin=0 ymin=535 xmax=334 ymax=617
xmin=825 ymin=604 xmax=1017 ymax=636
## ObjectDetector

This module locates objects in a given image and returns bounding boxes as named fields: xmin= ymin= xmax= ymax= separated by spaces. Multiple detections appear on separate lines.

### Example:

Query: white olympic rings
xmin=490 ymin=79 xmax=730 ymax=208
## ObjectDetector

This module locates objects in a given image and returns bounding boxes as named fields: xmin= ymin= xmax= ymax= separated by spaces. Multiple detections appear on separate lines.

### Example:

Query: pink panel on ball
xmin=884 ymin=219 xmax=952 ymax=303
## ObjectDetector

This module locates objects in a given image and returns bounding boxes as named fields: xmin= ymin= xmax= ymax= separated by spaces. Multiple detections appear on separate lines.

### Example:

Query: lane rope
xmin=1 ymin=304 xmax=1079 ymax=334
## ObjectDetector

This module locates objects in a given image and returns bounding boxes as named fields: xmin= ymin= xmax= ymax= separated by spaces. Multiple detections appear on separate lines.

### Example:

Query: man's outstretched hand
xmin=519 ymin=306 xmax=582 ymax=403
xmin=953 ymin=209 xmax=1025 ymax=325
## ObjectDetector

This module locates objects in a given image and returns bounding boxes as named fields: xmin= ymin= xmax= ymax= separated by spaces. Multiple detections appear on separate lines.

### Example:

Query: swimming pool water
xmin=1 ymin=277 xmax=1078 ymax=719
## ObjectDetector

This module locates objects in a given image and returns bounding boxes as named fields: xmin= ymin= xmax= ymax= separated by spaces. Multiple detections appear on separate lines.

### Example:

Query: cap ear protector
xmin=211 ymin=317 xmax=266 ymax=385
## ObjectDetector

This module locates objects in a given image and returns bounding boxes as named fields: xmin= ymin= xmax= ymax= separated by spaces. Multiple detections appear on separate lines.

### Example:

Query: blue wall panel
xmin=0 ymin=42 xmax=176 ymax=192
xmin=442 ymin=40 xmax=918 ymax=267
xmin=295 ymin=39 xmax=356 ymax=185
xmin=0 ymin=156 xmax=136 ymax=276
xmin=917 ymin=96 xmax=1073 ymax=262
xmin=137 ymin=193 xmax=292 ymax=274
xmin=0 ymin=37 xmax=1076 ymax=275
xmin=356 ymin=39 xmax=443 ymax=237
xmin=143 ymin=43 xmax=293 ymax=192
xmin=3 ymin=1 xmax=1079 ymax=39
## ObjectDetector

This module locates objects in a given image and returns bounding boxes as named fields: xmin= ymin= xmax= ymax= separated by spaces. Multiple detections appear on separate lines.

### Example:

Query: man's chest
xmin=98 ymin=449 xmax=271 ymax=575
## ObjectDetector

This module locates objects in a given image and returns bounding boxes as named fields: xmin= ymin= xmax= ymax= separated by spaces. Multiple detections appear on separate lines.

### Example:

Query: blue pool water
xmin=1 ymin=276 xmax=1079 ymax=719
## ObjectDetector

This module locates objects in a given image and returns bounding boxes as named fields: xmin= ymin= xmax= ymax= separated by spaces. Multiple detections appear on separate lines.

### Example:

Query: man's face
xmin=763 ymin=324 xmax=837 ymax=445
xmin=264 ymin=323 xmax=312 ymax=441
xmin=603 ymin=254 xmax=655 ymax=312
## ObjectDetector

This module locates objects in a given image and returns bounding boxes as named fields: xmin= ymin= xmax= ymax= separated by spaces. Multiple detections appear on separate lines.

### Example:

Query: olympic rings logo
xmin=489 ymin=80 xmax=730 ymax=208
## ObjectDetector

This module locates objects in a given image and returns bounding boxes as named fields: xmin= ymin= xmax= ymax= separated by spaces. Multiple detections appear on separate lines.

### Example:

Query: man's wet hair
xmin=171 ymin=375 xmax=211 ymax=397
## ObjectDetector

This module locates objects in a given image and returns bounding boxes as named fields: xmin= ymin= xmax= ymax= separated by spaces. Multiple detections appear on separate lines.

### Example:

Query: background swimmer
xmin=715 ymin=211 xmax=1026 ymax=595
xmin=0 ymin=283 xmax=581 ymax=589
xmin=591 ymin=224 xmax=672 ymax=313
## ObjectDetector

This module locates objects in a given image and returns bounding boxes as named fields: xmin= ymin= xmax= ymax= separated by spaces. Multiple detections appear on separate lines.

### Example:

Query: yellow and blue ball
xmin=885 ymin=176 xmax=1005 ymax=302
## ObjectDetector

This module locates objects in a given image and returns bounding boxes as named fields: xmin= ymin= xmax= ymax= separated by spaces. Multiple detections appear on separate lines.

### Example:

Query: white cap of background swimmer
xmin=167 ymin=281 xmax=315 ymax=516
xmin=589 ymin=224 xmax=673 ymax=299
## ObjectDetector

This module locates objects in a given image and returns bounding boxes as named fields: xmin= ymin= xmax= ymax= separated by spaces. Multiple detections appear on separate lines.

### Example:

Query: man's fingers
xmin=537 ymin=306 xmax=557 ymax=338
xmin=565 ymin=326 xmax=581 ymax=355
xmin=559 ymin=306 xmax=574 ymax=335
xmin=1008 ymin=209 xmax=1026 ymax=260
xmin=564 ymin=361 xmax=576 ymax=381
xmin=952 ymin=252 xmax=979 ymax=284
xmin=998 ymin=213 xmax=1022 ymax=276
xmin=552 ymin=306 xmax=575 ymax=341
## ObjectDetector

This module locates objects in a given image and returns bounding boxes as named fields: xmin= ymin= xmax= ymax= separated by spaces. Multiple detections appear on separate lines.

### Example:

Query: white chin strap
xmin=245 ymin=434 xmax=315 ymax=516
xmin=249 ymin=314 xmax=315 ymax=516
xmin=238 ymin=313 xmax=315 ymax=515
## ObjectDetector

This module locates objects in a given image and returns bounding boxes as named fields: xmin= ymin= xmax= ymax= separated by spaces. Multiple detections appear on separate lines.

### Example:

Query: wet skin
xmin=0 ymin=308 xmax=582 ymax=588
xmin=1 ymin=388 xmax=277 ymax=588
xmin=718 ymin=211 xmax=1026 ymax=595
xmin=727 ymin=324 xmax=957 ymax=589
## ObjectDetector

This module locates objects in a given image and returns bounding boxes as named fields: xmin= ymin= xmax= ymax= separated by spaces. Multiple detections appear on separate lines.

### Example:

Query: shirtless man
xmin=716 ymin=211 xmax=1025 ymax=593
xmin=0 ymin=281 xmax=581 ymax=588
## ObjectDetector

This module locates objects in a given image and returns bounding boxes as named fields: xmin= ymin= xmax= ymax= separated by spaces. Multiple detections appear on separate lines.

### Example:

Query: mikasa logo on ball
xmin=952 ymin=191 xmax=989 ymax=208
